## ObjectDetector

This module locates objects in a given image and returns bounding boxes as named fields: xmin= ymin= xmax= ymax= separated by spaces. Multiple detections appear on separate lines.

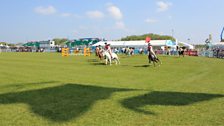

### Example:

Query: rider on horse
xmin=147 ymin=42 xmax=157 ymax=59
xmin=105 ymin=43 xmax=113 ymax=58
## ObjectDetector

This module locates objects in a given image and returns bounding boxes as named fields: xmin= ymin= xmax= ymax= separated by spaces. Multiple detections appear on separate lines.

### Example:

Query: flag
xmin=145 ymin=37 xmax=151 ymax=43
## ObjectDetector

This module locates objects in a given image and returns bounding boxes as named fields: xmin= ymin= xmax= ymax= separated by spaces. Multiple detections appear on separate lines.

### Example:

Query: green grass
xmin=0 ymin=52 xmax=223 ymax=126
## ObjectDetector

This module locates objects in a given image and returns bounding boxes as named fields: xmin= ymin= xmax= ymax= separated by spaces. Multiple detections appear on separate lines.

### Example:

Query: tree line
xmin=120 ymin=33 xmax=176 ymax=41
xmin=52 ymin=38 xmax=68 ymax=45
xmin=0 ymin=42 xmax=15 ymax=47
xmin=1 ymin=38 xmax=69 ymax=47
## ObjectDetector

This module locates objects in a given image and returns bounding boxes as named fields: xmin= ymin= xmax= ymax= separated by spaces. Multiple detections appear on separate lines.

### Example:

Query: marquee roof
xmin=92 ymin=40 xmax=171 ymax=47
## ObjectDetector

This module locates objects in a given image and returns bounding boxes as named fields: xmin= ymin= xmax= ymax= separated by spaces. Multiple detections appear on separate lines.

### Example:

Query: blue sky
xmin=0 ymin=0 xmax=224 ymax=44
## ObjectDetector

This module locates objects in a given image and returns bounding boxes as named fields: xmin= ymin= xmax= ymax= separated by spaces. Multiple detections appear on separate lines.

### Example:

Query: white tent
xmin=178 ymin=41 xmax=194 ymax=49
xmin=92 ymin=40 xmax=175 ymax=47
xmin=213 ymin=42 xmax=224 ymax=45
xmin=212 ymin=42 xmax=224 ymax=49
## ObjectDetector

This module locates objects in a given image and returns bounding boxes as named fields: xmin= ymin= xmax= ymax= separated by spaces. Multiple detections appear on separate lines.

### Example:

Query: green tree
xmin=120 ymin=33 xmax=175 ymax=41
xmin=8 ymin=43 xmax=16 ymax=47
xmin=53 ymin=38 xmax=68 ymax=45
xmin=0 ymin=42 xmax=8 ymax=45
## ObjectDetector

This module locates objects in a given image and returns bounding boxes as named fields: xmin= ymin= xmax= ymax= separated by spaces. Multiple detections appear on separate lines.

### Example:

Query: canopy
xmin=92 ymin=40 xmax=176 ymax=47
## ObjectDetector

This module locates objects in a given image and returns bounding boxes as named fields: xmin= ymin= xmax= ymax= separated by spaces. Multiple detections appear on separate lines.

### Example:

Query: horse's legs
xmin=109 ymin=58 xmax=112 ymax=65
xmin=114 ymin=58 xmax=118 ymax=65
xmin=148 ymin=55 xmax=152 ymax=64
xmin=117 ymin=58 xmax=120 ymax=64
xmin=153 ymin=61 xmax=156 ymax=67
xmin=105 ymin=58 xmax=108 ymax=65
xmin=157 ymin=58 xmax=162 ymax=64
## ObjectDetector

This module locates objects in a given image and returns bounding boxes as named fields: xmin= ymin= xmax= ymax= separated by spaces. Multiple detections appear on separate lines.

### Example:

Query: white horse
xmin=102 ymin=50 xmax=120 ymax=65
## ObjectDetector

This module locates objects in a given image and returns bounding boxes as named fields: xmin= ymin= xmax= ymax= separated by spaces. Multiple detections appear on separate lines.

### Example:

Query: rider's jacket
xmin=148 ymin=44 xmax=157 ymax=58
xmin=105 ymin=45 xmax=109 ymax=50
xmin=148 ymin=45 xmax=152 ymax=51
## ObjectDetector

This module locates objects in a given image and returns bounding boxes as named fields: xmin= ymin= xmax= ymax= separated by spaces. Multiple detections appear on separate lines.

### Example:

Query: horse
xmin=178 ymin=48 xmax=185 ymax=57
xmin=178 ymin=50 xmax=185 ymax=57
xmin=95 ymin=47 xmax=104 ymax=60
xmin=148 ymin=53 xmax=161 ymax=67
xmin=102 ymin=50 xmax=120 ymax=65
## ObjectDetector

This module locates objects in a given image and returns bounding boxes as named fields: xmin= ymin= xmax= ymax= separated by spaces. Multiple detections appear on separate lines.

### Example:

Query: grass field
xmin=0 ymin=53 xmax=223 ymax=126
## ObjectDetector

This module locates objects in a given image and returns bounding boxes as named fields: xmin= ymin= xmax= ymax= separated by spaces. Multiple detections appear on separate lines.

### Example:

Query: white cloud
xmin=145 ymin=18 xmax=158 ymax=23
xmin=157 ymin=1 xmax=172 ymax=12
xmin=34 ymin=5 xmax=57 ymax=15
xmin=115 ymin=21 xmax=125 ymax=29
xmin=107 ymin=5 xmax=123 ymax=20
xmin=86 ymin=10 xmax=104 ymax=19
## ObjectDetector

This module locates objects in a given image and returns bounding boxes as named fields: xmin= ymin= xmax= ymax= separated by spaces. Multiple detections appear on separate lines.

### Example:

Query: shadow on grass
xmin=121 ymin=91 xmax=224 ymax=115
xmin=0 ymin=84 xmax=133 ymax=122
xmin=91 ymin=62 xmax=106 ymax=66
xmin=87 ymin=58 xmax=99 ymax=62
xmin=134 ymin=65 xmax=151 ymax=68
xmin=87 ymin=58 xmax=106 ymax=66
